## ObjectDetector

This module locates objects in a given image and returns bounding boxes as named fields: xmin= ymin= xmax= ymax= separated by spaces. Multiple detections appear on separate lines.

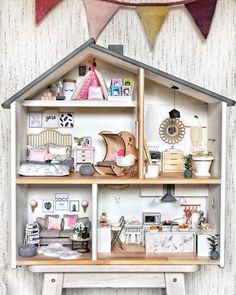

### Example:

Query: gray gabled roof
xmin=2 ymin=38 xmax=235 ymax=109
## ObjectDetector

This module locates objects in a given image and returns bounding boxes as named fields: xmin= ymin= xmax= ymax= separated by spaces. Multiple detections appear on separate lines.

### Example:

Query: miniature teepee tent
xmin=72 ymin=63 xmax=108 ymax=100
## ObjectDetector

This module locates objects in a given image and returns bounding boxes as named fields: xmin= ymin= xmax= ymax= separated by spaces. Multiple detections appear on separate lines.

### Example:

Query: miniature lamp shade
xmin=81 ymin=200 xmax=89 ymax=212
xmin=169 ymin=86 xmax=180 ymax=119
xmin=30 ymin=199 xmax=38 ymax=212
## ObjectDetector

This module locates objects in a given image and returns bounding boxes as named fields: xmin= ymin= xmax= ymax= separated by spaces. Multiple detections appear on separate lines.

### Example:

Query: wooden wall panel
xmin=0 ymin=0 xmax=235 ymax=294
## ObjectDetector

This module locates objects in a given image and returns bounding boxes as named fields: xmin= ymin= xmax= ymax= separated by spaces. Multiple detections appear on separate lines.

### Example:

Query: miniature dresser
xmin=73 ymin=147 xmax=94 ymax=171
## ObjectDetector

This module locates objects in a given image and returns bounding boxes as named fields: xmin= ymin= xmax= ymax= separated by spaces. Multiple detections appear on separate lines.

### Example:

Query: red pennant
xmin=36 ymin=0 xmax=62 ymax=24
xmin=185 ymin=0 xmax=217 ymax=39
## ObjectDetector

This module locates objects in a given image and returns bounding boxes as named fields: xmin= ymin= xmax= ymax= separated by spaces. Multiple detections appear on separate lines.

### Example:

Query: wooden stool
xmin=125 ymin=223 xmax=142 ymax=244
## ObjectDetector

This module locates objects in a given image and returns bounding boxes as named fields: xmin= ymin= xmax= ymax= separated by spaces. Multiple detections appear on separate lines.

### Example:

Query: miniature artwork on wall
xmin=29 ymin=112 xmax=42 ymax=128
xmin=42 ymin=110 xmax=59 ymax=128
xmin=82 ymin=137 xmax=92 ymax=148
xmin=59 ymin=113 xmax=74 ymax=128
xmin=69 ymin=200 xmax=80 ymax=212
xmin=42 ymin=200 xmax=54 ymax=213
xmin=55 ymin=193 xmax=69 ymax=211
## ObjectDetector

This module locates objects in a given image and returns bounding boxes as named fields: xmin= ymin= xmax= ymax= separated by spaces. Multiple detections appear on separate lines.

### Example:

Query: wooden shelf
xmin=22 ymin=100 xmax=137 ymax=108
xmin=16 ymin=255 xmax=219 ymax=266
xmin=16 ymin=172 xmax=221 ymax=185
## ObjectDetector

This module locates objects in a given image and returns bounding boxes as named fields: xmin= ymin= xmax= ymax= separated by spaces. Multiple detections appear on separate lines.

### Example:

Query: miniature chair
xmin=125 ymin=224 xmax=142 ymax=244
xmin=111 ymin=216 xmax=125 ymax=250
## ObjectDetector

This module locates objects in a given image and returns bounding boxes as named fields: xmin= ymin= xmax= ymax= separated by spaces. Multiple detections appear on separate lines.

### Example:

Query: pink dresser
xmin=73 ymin=147 xmax=95 ymax=171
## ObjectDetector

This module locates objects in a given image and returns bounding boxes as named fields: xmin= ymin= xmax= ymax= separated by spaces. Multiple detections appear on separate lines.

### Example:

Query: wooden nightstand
xmin=73 ymin=147 xmax=95 ymax=171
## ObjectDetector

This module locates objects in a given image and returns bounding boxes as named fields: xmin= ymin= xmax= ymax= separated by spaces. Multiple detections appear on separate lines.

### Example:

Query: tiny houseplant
xmin=207 ymin=234 xmax=220 ymax=260
xmin=184 ymin=154 xmax=192 ymax=178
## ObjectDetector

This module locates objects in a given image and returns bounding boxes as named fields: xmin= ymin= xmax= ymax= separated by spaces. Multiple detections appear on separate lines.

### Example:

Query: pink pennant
xmin=84 ymin=0 xmax=120 ymax=39
xmin=35 ymin=0 xmax=62 ymax=24
xmin=185 ymin=0 xmax=217 ymax=39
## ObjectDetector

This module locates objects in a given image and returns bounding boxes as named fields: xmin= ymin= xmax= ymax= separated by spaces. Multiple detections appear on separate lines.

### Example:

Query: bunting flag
xmin=185 ymin=0 xmax=217 ymax=39
xmin=136 ymin=7 xmax=170 ymax=47
xmin=35 ymin=0 xmax=62 ymax=24
xmin=34 ymin=0 xmax=220 ymax=47
xmin=84 ymin=0 xmax=120 ymax=39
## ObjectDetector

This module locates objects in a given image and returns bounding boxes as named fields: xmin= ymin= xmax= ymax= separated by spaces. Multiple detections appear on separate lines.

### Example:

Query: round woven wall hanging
xmin=159 ymin=118 xmax=185 ymax=145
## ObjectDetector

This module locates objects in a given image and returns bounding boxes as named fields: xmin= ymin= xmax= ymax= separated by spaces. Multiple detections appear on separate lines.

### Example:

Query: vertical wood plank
xmin=42 ymin=273 xmax=63 ymax=295
xmin=165 ymin=273 xmax=185 ymax=295
xmin=92 ymin=184 xmax=98 ymax=260
xmin=138 ymin=68 xmax=145 ymax=179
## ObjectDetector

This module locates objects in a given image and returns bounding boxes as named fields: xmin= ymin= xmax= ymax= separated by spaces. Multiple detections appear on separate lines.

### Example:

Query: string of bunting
xmin=35 ymin=0 xmax=218 ymax=47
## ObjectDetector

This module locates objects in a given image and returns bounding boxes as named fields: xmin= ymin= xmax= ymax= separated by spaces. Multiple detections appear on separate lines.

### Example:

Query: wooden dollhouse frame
xmin=2 ymin=38 xmax=235 ymax=294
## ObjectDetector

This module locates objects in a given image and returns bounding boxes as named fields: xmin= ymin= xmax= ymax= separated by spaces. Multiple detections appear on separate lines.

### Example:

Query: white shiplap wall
xmin=0 ymin=0 xmax=236 ymax=294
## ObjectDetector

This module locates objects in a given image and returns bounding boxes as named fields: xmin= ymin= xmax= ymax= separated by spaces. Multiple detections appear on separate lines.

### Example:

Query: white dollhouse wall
xmin=27 ymin=185 xmax=92 ymax=223
xmin=144 ymin=80 xmax=208 ymax=154
xmin=98 ymin=185 xmax=207 ymax=234
xmin=26 ymin=108 xmax=136 ymax=163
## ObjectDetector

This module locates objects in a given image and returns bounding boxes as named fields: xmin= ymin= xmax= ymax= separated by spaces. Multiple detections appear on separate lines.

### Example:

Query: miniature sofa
xmin=35 ymin=215 xmax=91 ymax=245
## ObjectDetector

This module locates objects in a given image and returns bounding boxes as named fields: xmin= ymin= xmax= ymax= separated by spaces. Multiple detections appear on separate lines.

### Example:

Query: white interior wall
xmin=27 ymin=185 xmax=92 ymax=224
xmin=1 ymin=0 xmax=236 ymax=294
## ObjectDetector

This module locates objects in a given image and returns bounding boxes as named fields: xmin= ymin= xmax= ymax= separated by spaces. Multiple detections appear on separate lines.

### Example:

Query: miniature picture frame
xmin=122 ymin=85 xmax=132 ymax=96
xmin=59 ymin=113 xmax=74 ymax=128
xmin=111 ymin=78 xmax=122 ymax=86
xmin=79 ymin=65 xmax=86 ymax=76
xmin=42 ymin=200 xmax=54 ymax=213
xmin=55 ymin=193 xmax=69 ymax=211
xmin=42 ymin=110 xmax=59 ymax=128
xmin=111 ymin=85 xmax=121 ymax=96
xmin=82 ymin=137 xmax=92 ymax=148
xmin=123 ymin=78 xmax=134 ymax=89
xmin=29 ymin=112 xmax=42 ymax=128
xmin=69 ymin=200 xmax=80 ymax=212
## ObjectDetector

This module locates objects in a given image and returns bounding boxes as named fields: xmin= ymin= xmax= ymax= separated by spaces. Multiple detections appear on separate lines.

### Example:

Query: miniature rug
xmin=37 ymin=243 xmax=80 ymax=260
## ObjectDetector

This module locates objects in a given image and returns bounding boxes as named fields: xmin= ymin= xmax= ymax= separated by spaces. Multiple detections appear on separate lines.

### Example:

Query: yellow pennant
xmin=136 ymin=6 xmax=170 ymax=48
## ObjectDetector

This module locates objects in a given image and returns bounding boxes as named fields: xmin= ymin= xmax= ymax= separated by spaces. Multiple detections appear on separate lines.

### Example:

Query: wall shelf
xmin=16 ymin=173 xmax=221 ymax=185
xmin=22 ymin=100 xmax=137 ymax=108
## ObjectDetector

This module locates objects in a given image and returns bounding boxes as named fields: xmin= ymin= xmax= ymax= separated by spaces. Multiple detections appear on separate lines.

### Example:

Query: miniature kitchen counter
xmin=145 ymin=230 xmax=196 ymax=254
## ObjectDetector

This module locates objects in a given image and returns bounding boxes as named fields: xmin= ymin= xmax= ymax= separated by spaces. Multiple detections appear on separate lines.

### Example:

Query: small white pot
xmin=192 ymin=155 xmax=214 ymax=176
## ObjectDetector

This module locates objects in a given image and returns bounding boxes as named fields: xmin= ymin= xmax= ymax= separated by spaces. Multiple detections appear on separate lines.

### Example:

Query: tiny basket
xmin=19 ymin=244 xmax=37 ymax=257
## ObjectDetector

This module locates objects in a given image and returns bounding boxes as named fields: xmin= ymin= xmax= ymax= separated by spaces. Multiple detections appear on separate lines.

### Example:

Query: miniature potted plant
xmin=184 ymin=154 xmax=192 ymax=178
xmin=73 ymin=222 xmax=85 ymax=238
xmin=207 ymin=234 xmax=220 ymax=260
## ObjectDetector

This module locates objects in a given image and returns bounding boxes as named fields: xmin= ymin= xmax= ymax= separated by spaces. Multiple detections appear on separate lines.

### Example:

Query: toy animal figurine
xmin=198 ymin=210 xmax=207 ymax=229
xmin=74 ymin=137 xmax=83 ymax=146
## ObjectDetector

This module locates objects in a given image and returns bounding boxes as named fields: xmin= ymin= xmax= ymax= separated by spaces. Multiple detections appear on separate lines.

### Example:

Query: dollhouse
xmin=2 ymin=38 xmax=235 ymax=294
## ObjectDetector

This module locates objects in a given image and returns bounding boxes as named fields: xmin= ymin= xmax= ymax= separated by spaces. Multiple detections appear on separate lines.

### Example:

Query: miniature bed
xmin=19 ymin=130 xmax=73 ymax=177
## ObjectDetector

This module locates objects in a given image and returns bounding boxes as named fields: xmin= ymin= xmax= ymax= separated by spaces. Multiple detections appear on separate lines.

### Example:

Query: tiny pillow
xmin=47 ymin=216 xmax=62 ymax=230
xmin=29 ymin=149 xmax=48 ymax=162
xmin=64 ymin=215 xmax=78 ymax=230
xmin=49 ymin=146 xmax=68 ymax=156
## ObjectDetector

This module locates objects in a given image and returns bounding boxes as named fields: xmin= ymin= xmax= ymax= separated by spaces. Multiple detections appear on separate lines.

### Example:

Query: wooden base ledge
xmin=28 ymin=264 xmax=200 ymax=273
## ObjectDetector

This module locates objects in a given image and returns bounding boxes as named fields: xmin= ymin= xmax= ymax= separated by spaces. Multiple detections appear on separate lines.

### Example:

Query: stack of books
xmin=24 ymin=223 xmax=40 ymax=245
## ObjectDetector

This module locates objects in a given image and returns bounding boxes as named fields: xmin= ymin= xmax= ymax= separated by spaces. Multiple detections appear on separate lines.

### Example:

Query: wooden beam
xmin=138 ymin=68 xmax=145 ymax=179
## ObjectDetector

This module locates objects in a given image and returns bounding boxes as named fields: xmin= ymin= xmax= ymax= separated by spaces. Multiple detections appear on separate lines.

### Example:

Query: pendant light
xmin=169 ymin=86 xmax=180 ymax=119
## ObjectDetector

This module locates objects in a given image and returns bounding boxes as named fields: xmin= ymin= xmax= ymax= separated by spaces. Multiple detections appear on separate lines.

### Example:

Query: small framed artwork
xmin=69 ymin=200 xmax=80 ymax=212
xmin=111 ymin=85 xmax=121 ymax=96
xmin=29 ymin=112 xmax=42 ymax=128
xmin=55 ymin=193 xmax=69 ymax=211
xmin=42 ymin=111 xmax=59 ymax=128
xmin=60 ymin=113 xmax=74 ymax=128
xmin=42 ymin=200 xmax=54 ymax=213
xmin=82 ymin=137 xmax=92 ymax=148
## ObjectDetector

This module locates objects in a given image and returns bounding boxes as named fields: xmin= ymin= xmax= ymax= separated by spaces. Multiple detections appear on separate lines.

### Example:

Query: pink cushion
xmin=64 ymin=215 xmax=78 ymax=230
xmin=29 ymin=149 xmax=48 ymax=162
xmin=47 ymin=216 xmax=62 ymax=230
xmin=111 ymin=148 xmax=125 ymax=161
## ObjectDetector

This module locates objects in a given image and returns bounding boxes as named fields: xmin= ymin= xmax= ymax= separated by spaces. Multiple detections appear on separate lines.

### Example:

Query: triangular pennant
xmin=35 ymin=0 xmax=62 ymax=24
xmin=185 ymin=0 xmax=217 ymax=39
xmin=136 ymin=7 xmax=170 ymax=48
xmin=84 ymin=0 xmax=120 ymax=39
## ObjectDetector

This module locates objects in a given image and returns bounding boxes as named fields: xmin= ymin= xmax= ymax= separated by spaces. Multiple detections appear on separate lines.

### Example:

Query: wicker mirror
xmin=159 ymin=118 xmax=185 ymax=145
